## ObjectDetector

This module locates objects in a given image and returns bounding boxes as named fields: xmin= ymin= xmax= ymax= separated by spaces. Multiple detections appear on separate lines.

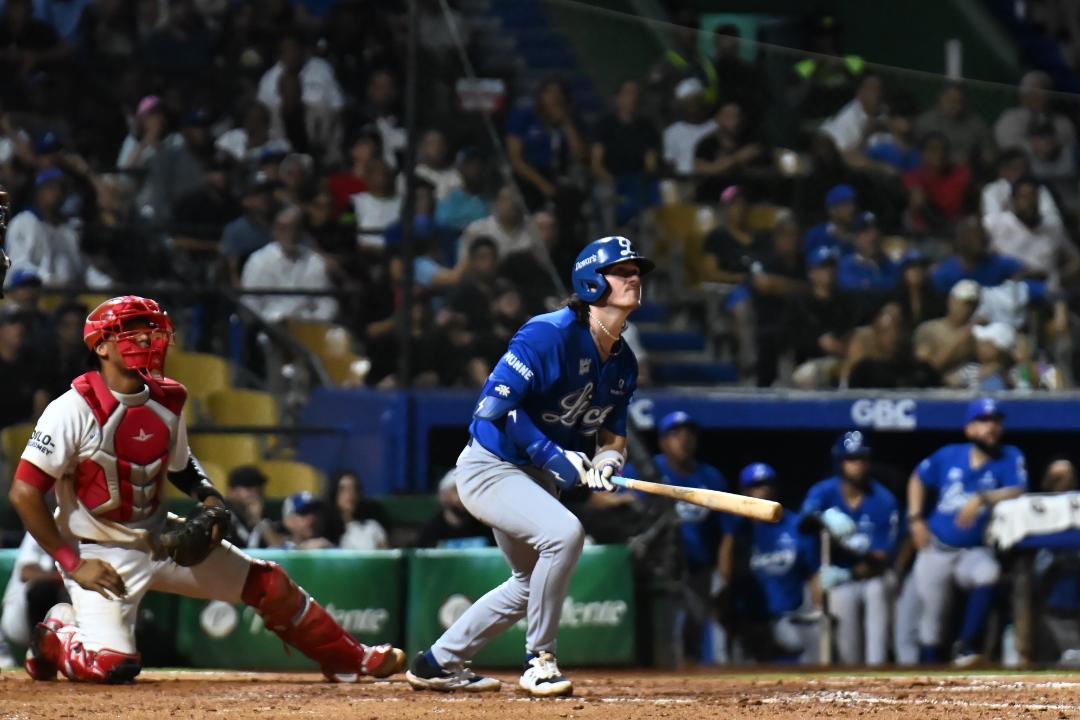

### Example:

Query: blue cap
xmin=35 ymin=167 xmax=65 ymax=187
xmin=658 ymin=410 xmax=696 ymax=435
xmin=808 ymin=245 xmax=840 ymax=269
xmin=181 ymin=107 xmax=213 ymax=129
xmin=283 ymin=491 xmax=322 ymax=516
xmin=740 ymin=462 xmax=776 ymax=488
xmin=834 ymin=430 xmax=871 ymax=460
xmin=7 ymin=269 xmax=41 ymax=289
xmin=899 ymin=249 xmax=929 ymax=270
xmin=965 ymin=397 xmax=1005 ymax=425
xmin=854 ymin=210 xmax=877 ymax=232
xmin=826 ymin=184 xmax=856 ymax=208
xmin=35 ymin=130 xmax=61 ymax=155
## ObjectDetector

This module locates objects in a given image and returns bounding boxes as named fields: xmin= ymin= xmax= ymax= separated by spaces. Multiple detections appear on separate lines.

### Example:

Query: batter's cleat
xmin=405 ymin=651 xmax=501 ymax=692
xmin=518 ymin=652 xmax=572 ymax=697
xmin=24 ymin=603 xmax=75 ymax=681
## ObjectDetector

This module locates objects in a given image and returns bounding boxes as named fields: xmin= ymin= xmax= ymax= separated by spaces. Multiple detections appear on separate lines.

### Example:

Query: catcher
xmin=7 ymin=295 xmax=405 ymax=683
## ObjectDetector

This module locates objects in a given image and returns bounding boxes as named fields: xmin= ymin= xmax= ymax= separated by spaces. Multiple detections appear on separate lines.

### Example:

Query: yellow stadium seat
xmin=189 ymin=434 xmax=261 ymax=473
xmin=747 ymin=204 xmax=787 ymax=233
xmin=164 ymin=459 xmax=227 ymax=499
xmin=205 ymin=389 xmax=279 ymax=427
xmin=76 ymin=294 xmax=114 ymax=312
xmin=287 ymin=320 xmax=367 ymax=386
xmin=1 ymin=421 xmax=34 ymax=472
xmin=167 ymin=352 xmax=232 ymax=413
xmin=255 ymin=459 xmax=324 ymax=499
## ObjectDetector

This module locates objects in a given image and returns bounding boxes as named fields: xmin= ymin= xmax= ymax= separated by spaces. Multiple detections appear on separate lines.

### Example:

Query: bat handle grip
xmin=609 ymin=476 xmax=632 ymax=489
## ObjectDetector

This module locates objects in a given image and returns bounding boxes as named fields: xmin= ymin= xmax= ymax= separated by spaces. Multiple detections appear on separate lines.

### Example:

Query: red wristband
xmin=53 ymin=545 xmax=81 ymax=574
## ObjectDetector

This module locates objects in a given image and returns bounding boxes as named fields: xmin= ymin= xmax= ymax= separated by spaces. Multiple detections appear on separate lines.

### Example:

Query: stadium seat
xmin=189 ymin=434 xmax=261 ymax=473
xmin=205 ymin=389 xmax=279 ymax=428
xmin=1 ymin=422 xmax=34 ymax=475
xmin=255 ymin=459 xmax=324 ymax=499
xmin=167 ymin=351 xmax=232 ymax=417
xmin=286 ymin=320 xmax=367 ymax=386
xmin=164 ymin=459 xmax=227 ymax=500
xmin=76 ymin=294 xmax=113 ymax=312
xmin=651 ymin=204 xmax=714 ymax=286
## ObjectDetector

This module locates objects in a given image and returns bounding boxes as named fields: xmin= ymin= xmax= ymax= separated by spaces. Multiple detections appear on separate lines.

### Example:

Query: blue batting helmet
xmin=834 ymin=430 xmax=871 ymax=462
xmin=571 ymin=236 xmax=655 ymax=303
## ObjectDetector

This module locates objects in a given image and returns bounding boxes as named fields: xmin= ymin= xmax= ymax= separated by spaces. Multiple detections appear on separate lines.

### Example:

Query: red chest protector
xmin=71 ymin=372 xmax=187 ymax=524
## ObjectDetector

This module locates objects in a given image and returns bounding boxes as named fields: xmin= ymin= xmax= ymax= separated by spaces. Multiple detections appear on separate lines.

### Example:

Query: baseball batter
xmin=908 ymin=398 xmax=1026 ymax=665
xmin=406 ymin=236 xmax=652 ymax=696
xmin=801 ymin=431 xmax=899 ymax=666
xmin=8 ymin=295 xmax=405 ymax=683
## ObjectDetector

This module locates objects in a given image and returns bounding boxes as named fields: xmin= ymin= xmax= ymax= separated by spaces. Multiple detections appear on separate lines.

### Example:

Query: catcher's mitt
xmin=160 ymin=504 xmax=231 ymax=566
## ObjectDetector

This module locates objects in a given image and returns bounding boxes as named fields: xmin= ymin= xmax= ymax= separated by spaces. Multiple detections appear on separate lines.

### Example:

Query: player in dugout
xmin=7 ymin=295 xmax=406 ymax=683
xmin=908 ymin=398 xmax=1026 ymax=666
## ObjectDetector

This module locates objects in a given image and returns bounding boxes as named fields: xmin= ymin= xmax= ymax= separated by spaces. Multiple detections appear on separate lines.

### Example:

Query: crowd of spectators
xmin=0 ymin=3 xmax=1077 ymax=422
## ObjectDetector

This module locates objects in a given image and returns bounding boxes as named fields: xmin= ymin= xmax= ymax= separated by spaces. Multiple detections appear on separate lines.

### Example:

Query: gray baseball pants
xmin=913 ymin=543 xmax=999 ymax=647
xmin=430 ymin=442 xmax=585 ymax=668
xmin=828 ymin=575 xmax=892 ymax=665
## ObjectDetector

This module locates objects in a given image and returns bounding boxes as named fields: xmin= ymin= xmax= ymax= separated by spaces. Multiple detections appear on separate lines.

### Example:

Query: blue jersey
xmin=804 ymin=222 xmax=853 ymax=259
xmin=801 ymin=477 xmax=900 ymax=565
xmin=931 ymin=254 xmax=1022 ymax=294
xmin=746 ymin=512 xmax=818 ymax=615
xmin=624 ymin=456 xmax=729 ymax=570
xmin=837 ymin=254 xmax=900 ymax=293
xmin=470 ymin=308 xmax=638 ymax=463
xmin=916 ymin=443 xmax=1028 ymax=548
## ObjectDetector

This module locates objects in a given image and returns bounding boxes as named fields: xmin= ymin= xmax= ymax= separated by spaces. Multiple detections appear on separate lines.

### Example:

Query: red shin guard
xmin=241 ymin=560 xmax=370 ymax=678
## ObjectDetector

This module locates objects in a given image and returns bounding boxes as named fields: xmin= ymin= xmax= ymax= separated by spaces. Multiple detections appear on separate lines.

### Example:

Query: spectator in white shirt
xmin=256 ymin=31 xmax=344 ymax=167
xmin=241 ymin=205 xmax=337 ymax=323
xmin=662 ymin=77 xmax=716 ymax=176
xmin=5 ymin=169 xmax=84 ymax=288
xmin=981 ymin=148 xmax=1062 ymax=224
xmin=416 ymin=128 xmax=462 ymax=201
xmin=984 ymin=176 xmax=1080 ymax=290
xmin=458 ymin=184 xmax=538 ymax=262
xmin=359 ymin=69 xmax=407 ymax=168
xmin=994 ymin=70 xmax=1076 ymax=151
xmin=820 ymin=74 xmax=886 ymax=156
xmin=351 ymin=157 xmax=402 ymax=248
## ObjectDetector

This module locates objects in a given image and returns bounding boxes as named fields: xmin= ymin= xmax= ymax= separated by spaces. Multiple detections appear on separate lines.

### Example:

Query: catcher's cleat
xmin=25 ymin=603 xmax=75 ymax=681
xmin=518 ymin=652 xmax=572 ymax=697
xmin=323 ymin=643 xmax=405 ymax=682
xmin=405 ymin=651 xmax=501 ymax=692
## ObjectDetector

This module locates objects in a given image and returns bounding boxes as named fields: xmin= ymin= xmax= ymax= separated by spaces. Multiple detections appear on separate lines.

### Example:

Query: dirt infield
xmin=1 ymin=669 xmax=1078 ymax=719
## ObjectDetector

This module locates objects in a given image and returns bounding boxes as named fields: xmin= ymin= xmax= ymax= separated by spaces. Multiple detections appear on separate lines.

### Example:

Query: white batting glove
xmin=584 ymin=449 xmax=625 ymax=492
xmin=821 ymin=507 xmax=857 ymax=538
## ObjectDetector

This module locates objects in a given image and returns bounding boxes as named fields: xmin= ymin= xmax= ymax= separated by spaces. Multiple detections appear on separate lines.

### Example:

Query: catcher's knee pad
xmin=242 ymin=560 xmax=365 ymax=676
xmin=64 ymin=646 xmax=142 ymax=684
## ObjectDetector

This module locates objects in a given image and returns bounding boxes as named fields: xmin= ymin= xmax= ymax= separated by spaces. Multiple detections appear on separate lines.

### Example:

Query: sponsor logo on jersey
xmin=850 ymin=398 xmax=917 ymax=430
xmin=27 ymin=430 xmax=55 ymax=456
xmin=494 ymin=383 xmax=511 ymax=398
xmin=579 ymin=358 xmax=591 ymax=375
xmin=541 ymin=382 xmax=616 ymax=435
xmin=133 ymin=428 xmax=155 ymax=442
xmin=502 ymin=351 xmax=534 ymax=381
xmin=574 ymin=254 xmax=599 ymax=271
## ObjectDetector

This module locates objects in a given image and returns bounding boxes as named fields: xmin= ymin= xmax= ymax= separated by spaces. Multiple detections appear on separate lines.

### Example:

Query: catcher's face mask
xmin=84 ymin=296 xmax=175 ymax=380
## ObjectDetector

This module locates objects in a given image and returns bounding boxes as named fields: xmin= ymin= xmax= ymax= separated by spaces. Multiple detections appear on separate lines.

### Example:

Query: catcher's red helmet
xmin=83 ymin=295 xmax=174 ymax=377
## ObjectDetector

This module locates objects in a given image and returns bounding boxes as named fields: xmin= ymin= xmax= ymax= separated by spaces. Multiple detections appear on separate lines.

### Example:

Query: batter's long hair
xmin=562 ymin=294 xmax=590 ymax=323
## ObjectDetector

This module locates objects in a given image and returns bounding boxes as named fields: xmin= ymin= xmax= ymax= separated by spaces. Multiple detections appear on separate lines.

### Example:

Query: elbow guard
xmin=168 ymin=454 xmax=224 ymax=503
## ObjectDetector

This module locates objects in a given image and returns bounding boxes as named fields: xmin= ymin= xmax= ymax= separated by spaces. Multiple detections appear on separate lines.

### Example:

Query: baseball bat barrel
xmin=610 ymin=476 xmax=783 ymax=523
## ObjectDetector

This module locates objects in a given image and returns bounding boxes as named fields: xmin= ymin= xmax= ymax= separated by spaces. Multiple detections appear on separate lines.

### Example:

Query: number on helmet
xmin=618 ymin=237 xmax=633 ymax=256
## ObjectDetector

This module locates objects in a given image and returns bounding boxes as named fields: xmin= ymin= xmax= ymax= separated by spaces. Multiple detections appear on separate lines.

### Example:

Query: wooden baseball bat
xmin=610 ymin=476 xmax=783 ymax=522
